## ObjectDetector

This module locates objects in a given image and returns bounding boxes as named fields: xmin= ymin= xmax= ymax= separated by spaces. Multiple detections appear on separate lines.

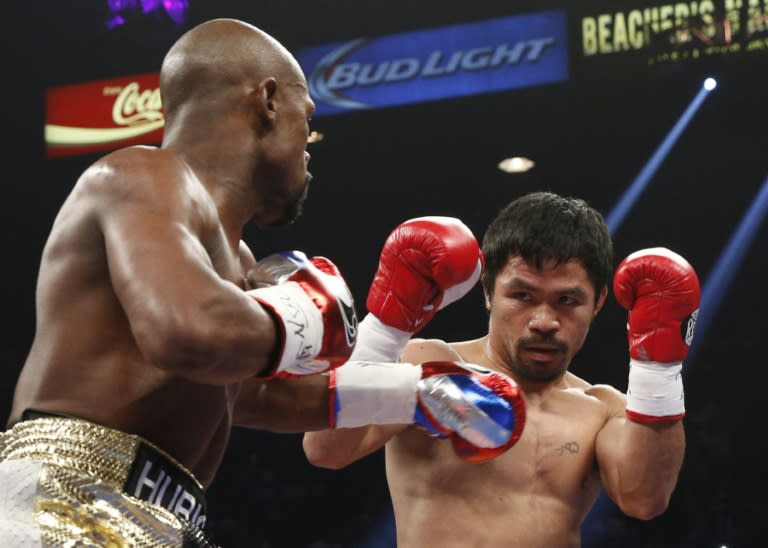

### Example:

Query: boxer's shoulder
xmin=83 ymin=146 xmax=196 ymax=191
xmin=79 ymin=147 xmax=218 ymax=226
xmin=582 ymin=382 xmax=627 ymax=419
xmin=402 ymin=338 xmax=459 ymax=363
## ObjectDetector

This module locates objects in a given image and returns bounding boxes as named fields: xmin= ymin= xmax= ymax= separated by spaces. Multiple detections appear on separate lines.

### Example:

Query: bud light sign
xmin=297 ymin=10 xmax=568 ymax=116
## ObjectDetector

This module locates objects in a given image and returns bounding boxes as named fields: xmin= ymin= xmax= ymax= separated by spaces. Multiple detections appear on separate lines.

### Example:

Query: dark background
xmin=2 ymin=1 xmax=766 ymax=546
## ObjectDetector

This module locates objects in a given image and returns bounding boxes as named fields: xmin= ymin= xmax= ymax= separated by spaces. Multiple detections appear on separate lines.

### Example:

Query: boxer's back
xmin=9 ymin=147 xmax=240 ymax=486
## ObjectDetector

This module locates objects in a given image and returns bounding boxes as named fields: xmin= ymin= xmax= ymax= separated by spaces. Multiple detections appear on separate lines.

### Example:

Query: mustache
xmin=517 ymin=335 xmax=568 ymax=353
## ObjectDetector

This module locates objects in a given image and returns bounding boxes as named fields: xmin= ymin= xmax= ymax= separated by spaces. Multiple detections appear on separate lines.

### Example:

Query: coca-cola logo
xmin=110 ymin=82 xmax=164 ymax=126
xmin=45 ymin=72 xmax=166 ymax=157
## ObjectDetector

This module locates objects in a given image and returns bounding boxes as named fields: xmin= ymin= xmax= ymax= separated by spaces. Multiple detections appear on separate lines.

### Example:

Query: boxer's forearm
xmin=233 ymin=374 xmax=403 ymax=465
xmin=303 ymin=425 xmax=404 ymax=469
xmin=602 ymin=248 xmax=697 ymax=518
xmin=598 ymin=418 xmax=685 ymax=519
xmin=232 ymin=375 xmax=332 ymax=432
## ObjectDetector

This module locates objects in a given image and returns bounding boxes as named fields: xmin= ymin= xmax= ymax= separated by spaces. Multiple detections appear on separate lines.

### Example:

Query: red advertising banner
xmin=45 ymin=72 xmax=163 ymax=158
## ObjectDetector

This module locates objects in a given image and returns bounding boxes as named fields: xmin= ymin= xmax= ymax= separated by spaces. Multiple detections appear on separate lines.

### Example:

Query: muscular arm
xmin=303 ymin=423 xmax=405 ymax=470
xmin=595 ymin=247 xmax=697 ymax=519
xmin=301 ymin=338 xmax=460 ymax=469
xmin=96 ymin=148 xmax=277 ymax=384
xmin=233 ymin=375 xmax=332 ymax=432
xmin=591 ymin=384 xmax=685 ymax=520
xmin=301 ymin=396 xmax=407 ymax=470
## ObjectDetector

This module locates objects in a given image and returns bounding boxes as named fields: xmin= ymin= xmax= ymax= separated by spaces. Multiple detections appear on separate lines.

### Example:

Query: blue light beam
xmin=584 ymin=78 xmax=717 ymax=546
xmin=606 ymin=80 xmax=716 ymax=237
xmin=686 ymin=174 xmax=768 ymax=367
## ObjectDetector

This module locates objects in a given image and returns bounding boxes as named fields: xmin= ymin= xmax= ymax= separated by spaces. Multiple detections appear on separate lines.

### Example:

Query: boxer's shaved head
xmin=159 ymin=18 xmax=306 ymax=123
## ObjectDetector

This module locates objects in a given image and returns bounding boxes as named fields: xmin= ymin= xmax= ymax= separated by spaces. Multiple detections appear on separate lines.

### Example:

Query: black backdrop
xmin=2 ymin=1 xmax=766 ymax=546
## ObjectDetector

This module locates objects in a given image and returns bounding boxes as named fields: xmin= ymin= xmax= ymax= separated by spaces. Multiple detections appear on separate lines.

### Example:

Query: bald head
xmin=160 ymin=18 xmax=305 ymax=120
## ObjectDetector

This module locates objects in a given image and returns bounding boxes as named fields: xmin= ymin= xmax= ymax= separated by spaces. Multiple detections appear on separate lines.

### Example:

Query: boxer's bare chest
xmin=394 ymin=399 xmax=600 ymax=502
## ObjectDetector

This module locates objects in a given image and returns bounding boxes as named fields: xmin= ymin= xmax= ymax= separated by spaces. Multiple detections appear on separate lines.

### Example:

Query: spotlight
xmin=703 ymin=77 xmax=717 ymax=91
xmin=687 ymin=174 xmax=768 ymax=366
xmin=498 ymin=157 xmax=535 ymax=173
xmin=605 ymin=81 xmax=714 ymax=236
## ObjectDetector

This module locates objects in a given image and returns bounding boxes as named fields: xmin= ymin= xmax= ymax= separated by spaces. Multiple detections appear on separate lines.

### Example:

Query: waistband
xmin=1 ymin=409 xmax=208 ymax=529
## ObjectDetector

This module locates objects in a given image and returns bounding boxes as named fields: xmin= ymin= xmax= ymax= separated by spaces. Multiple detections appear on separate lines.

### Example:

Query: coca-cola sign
xmin=45 ymin=72 xmax=164 ymax=158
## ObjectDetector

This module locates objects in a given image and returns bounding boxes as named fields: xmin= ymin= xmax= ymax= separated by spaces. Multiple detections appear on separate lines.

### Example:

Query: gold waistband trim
xmin=0 ymin=417 xmax=203 ymax=494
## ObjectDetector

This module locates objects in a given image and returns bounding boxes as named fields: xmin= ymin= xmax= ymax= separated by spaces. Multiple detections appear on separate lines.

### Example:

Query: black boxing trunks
xmin=0 ymin=409 xmax=216 ymax=547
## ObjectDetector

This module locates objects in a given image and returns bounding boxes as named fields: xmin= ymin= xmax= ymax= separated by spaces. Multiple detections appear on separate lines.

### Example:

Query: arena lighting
xmin=106 ymin=0 xmax=189 ymax=30
xmin=307 ymin=131 xmax=324 ymax=143
xmin=498 ymin=156 xmax=535 ymax=173
xmin=685 ymin=173 xmax=768 ymax=368
xmin=583 ymin=78 xmax=721 ymax=544
xmin=605 ymin=79 xmax=716 ymax=237
xmin=585 ymin=176 xmax=764 ymax=548
xmin=704 ymin=77 xmax=717 ymax=91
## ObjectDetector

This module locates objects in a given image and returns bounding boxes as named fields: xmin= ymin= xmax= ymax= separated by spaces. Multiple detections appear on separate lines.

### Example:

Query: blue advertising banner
xmin=297 ymin=10 xmax=569 ymax=116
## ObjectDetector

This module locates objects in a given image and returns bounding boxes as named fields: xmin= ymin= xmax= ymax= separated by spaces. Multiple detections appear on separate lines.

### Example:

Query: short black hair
xmin=481 ymin=191 xmax=613 ymax=300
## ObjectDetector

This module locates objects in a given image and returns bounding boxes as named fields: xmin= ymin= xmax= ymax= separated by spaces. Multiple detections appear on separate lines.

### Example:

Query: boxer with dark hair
xmin=0 ymin=19 xmax=519 ymax=547
xmin=304 ymin=191 xmax=699 ymax=547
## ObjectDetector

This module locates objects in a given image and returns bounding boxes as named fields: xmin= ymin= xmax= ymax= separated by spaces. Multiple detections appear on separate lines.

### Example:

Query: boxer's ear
xmin=594 ymin=286 xmax=608 ymax=316
xmin=252 ymin=77 xmax=278 ymax=124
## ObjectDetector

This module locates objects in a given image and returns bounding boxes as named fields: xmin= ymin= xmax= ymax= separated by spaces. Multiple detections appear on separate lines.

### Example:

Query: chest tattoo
xmin=557 ymin=441 xmax=580 ymax=456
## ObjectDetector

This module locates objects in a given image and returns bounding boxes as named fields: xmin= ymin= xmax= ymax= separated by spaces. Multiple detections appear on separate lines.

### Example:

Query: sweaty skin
xmin=9 ymin=19 xmax=329 ymax=488
xmin=387 ymin=343 xmax=611 ymax=548
xmin=304 ymin=257 xmax=685 ymax=547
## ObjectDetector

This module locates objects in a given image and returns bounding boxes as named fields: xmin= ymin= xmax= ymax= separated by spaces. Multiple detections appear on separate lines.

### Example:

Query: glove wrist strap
xmin=348 ymin=314 xmax=412 ymax=363
xmin=626 ymin=359 xmax=685 ymax=424
xmin=331 ymin=361 xmax=421 ymax=428
xmin=247 ymin=283 xmax=324 ymax=377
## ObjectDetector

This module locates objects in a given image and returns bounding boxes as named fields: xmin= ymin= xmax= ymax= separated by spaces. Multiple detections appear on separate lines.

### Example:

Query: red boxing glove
xmin=613 ymin=247 xmax=700 ymax=424
xmin=248 ymin=251 xmax=358 ymax=378
xmin=367 ymin=216 xmax=483 ymax=332
xmin=351 ymin=217 xmax=483 ymax=363
xmin=614 ymin=247 xmax=700 ymax=363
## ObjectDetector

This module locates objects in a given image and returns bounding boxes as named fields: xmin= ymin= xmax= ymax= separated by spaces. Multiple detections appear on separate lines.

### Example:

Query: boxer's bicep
xmin=592 ymin=385 xmax=632 ymax=500
xmin=100 ymin=173 xmax=212 ymax=308
xmin=103 ymin=197 xmax=213 ymax=302
xmin=101 ymin=185 xmax=196 ymax=345
xmin=96 ymin=166 xmax=276 ymax=380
